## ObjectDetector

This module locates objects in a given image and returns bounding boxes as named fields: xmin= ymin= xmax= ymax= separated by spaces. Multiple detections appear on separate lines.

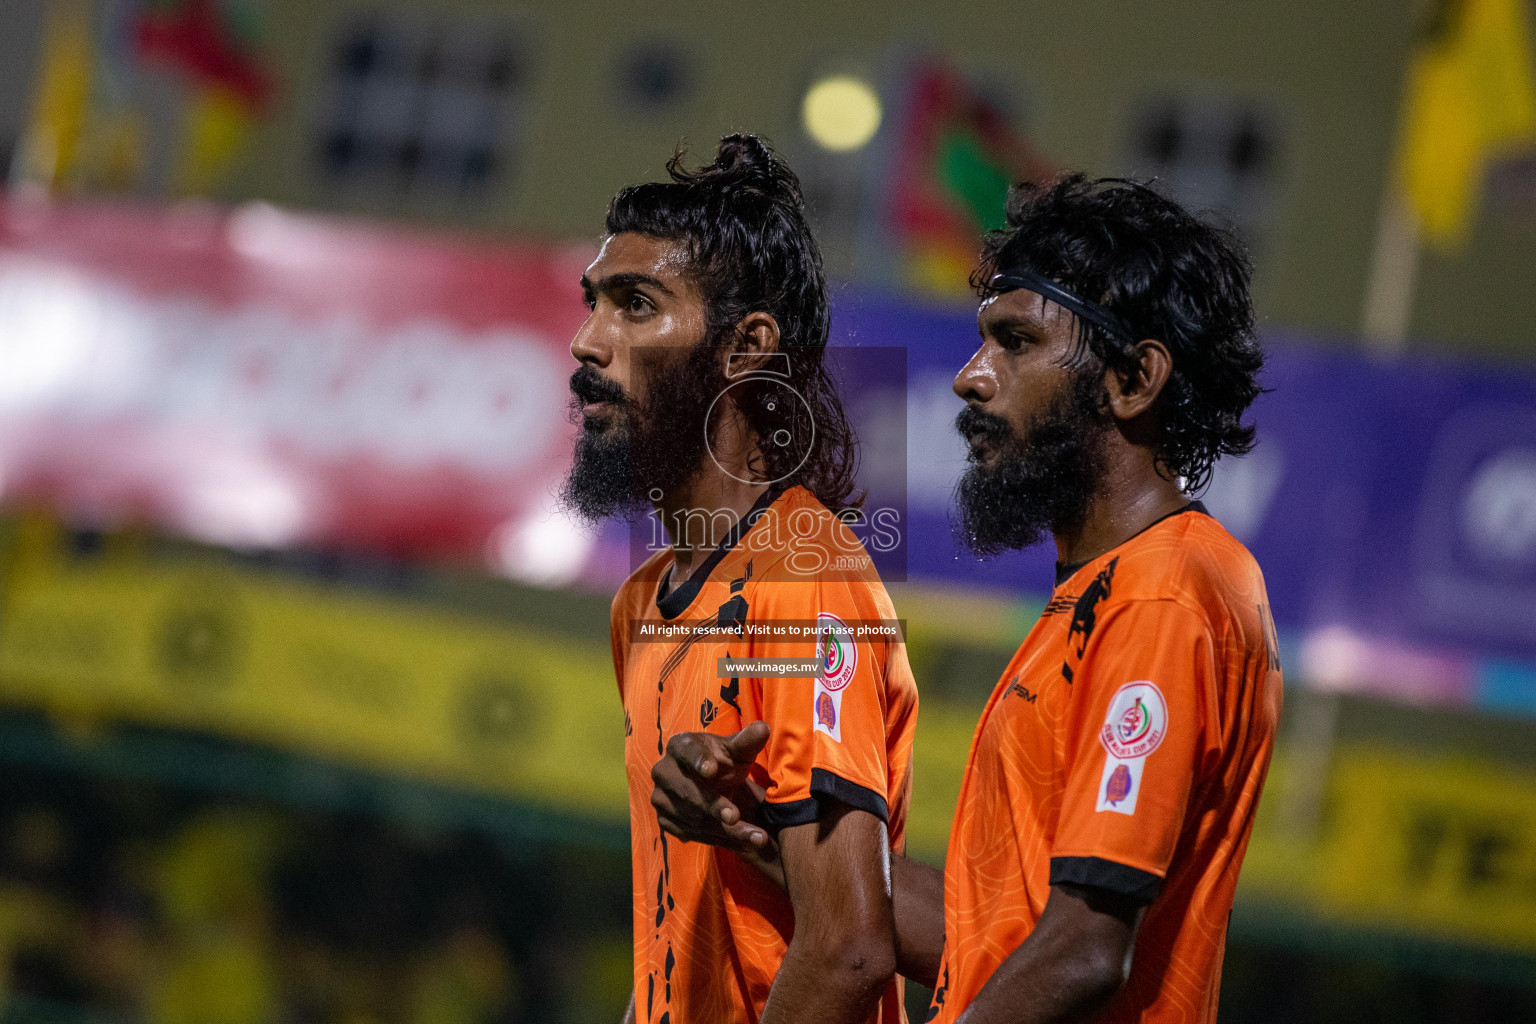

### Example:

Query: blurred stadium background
xmin=1 ymin=0 xmax=1536 ymax=1022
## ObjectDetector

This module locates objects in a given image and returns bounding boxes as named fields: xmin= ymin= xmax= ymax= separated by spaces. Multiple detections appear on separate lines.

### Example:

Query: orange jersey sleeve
xmin=1049 ymin=598 xmax=1219 ymax=899
xmin=748 ymin=577 xmax=903 ymax=829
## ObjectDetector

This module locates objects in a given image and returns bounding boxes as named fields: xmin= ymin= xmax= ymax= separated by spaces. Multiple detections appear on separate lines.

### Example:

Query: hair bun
xmin=712 ymin=133 xmax=776 ymax=180
xmin=667 ymin=133 xmax=805 ymax=207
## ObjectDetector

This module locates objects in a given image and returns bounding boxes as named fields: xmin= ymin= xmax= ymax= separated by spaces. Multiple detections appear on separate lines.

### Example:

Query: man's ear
xmin=1105 ymin=338 xmax=1172 ymax=421
xmin=720 ymin=312 xmax=782 ymax=376
xmin=1105 ymin=340 xmax=1173 ymax=420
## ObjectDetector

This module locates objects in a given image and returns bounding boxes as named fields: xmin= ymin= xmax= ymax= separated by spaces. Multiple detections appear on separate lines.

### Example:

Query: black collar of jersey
xmin=1053 ymin=501 xmax=1209 ymax=587
xmin=656 ymin=486 xmax=785 ymax=620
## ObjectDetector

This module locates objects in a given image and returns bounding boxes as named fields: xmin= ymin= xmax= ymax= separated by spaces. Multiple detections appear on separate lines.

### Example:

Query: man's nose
xmin=953 ymin=345 xmax=997 ymax=404
xmin=570 ymin=312 xmax=611 ymax=367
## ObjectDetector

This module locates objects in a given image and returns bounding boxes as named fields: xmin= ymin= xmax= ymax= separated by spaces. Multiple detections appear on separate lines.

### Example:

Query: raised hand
xmin=651 ymin=721 xmax=776 ymax=856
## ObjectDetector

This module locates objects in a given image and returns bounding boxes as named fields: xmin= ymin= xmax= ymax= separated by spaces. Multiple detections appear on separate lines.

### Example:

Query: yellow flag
xmin=16 ymin=0 xmax=94 ymax=190
xmin=177 ymin=87 xmax=254 ymax=197
xmin=1398 ymin=0 xmax=1536 ymax=246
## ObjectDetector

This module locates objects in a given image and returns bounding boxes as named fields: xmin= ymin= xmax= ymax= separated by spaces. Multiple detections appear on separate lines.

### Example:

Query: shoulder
xmin=746 ymin=488 xmax=886 ymax=580
xmin=745 ymin=489 xmax=895 ymax=613
xmin=1109 ymin=508 xmax=1264 ymax=626
xmin=610 ymin=548 xmax=672 ymax=626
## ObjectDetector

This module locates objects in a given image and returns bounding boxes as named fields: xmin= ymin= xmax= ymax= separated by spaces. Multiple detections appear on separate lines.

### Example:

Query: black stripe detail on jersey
xmin=656 ymin=618 xmax=722 ymax=684
xmin=1053 ymin=500 xmax=1209 ymax=586
xmin=759 ymin=769 xmax=890 ymax=831
xmin=1048 ymin=855 xmax=1162 ymax=904
xmin=656 ymin=487 xmax=783 ymax=621
xmin=1041 ymin=594 xmax=1076 ymax=617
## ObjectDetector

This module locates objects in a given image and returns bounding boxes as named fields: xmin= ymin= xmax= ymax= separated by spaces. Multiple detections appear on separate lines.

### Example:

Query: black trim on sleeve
xmin=758 ymin=796 xmax=819 ymax=830
xmin=759 ymin=769 xmax=891 ymax=831
xmin=1049 ymin=856 xmax=1163 ymax=904
xmin=810 ymin=768 xmax=889 ymax=823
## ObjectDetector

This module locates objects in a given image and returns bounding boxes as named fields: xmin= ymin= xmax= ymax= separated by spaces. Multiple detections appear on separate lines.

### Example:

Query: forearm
xmin=954 ymin=885 xmax=1138 ymax=1024
xmin=621 ymin=990 xmax=636 ymax=1024
xmin=759 ymin=808 xmax=898 ymax=1024
xmin=892 ymin=854 xmax=945 ymax=986
xmin=759 ymin=934 xmax=893 ymax=1024
xmin=955 ymin=940 xmax=1119 ymax=1024
xmin=740 ymin=848 xmax=939 ymax=987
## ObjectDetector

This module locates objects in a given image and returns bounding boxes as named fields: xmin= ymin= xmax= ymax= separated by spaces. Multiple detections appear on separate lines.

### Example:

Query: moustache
xmin=569 ymin=365 xmax=629 ymax=407
xmin=955 ymin=404 xmax=1013 ymax=445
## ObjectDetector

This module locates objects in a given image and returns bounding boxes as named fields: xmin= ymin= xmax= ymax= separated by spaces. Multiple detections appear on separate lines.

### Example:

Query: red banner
xmin=0 ymin=198 xmax=593 ymax=575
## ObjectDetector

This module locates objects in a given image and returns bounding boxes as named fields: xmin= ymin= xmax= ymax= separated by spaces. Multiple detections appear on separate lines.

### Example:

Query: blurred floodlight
xmin=177 ymin=463 xmax=308 ymax=549
xmin=228 ymin=201 xmax=355 ymax=271
xmin=489 ymin=506 xmax=595 ymax=588
xmin=0 ymin=266 xmax=100 ymax=411
xmin=802 ymin=75 xmax=882 ymax=153
xmin=1298 ymin=626 xmax=1366 ymax=693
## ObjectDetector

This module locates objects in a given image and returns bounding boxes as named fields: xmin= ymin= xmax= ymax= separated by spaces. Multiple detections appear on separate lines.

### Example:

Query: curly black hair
xmin=605 ymin=133 xmax=859 ymax=510
xmin=971 ymin=174 xmax=1264 ymax=493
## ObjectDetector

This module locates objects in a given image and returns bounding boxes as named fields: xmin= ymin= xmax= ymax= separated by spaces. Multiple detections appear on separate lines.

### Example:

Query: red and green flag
xmin=888 ymin=61 xmax=1053 ymax=297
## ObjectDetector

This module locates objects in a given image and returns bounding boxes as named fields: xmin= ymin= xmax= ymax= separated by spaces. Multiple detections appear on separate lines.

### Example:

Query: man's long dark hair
xmin=971 ymin=175 xmax=1264 ymax=493
xmin=605 ymin=133 xmax=860 ymax=510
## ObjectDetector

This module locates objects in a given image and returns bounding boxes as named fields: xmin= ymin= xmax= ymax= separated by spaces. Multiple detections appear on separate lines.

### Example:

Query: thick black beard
xmin=952 ymin=369 xmax=1110 ymax=557
xmin=559 ymin=344 xmax=725 ymax=524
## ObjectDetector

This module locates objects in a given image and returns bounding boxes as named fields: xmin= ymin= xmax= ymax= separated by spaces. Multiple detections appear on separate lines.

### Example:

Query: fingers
xmin=656 ymin=811 xmax=769 ymax=852
xmin=652 ymin=725 xmax=774 ymax=853
xmin=666 ymin=732 xmax=728 ymax=779
xmin=708 ymin=793 xmax=741 ymax=826
xmin=724 ymin=720 xmax=771 ymax=763
xmin=652 ymin=757 xmax=772 ymax=850
xmin=715 ymin=816 xmax=773 ymax=850
xmin=651 ymin=761 xmax=707 ymax=824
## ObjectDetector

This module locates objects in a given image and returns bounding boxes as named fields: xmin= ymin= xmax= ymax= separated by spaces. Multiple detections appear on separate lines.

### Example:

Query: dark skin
xmin=649 ymin=287 xmax=1181 ymax=1023
xmin=574 ymin=232 xmax=897 ymax=1024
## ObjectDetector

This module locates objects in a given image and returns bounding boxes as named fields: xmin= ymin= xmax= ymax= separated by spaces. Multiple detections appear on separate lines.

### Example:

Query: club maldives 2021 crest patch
xmin=813 ymin=612 xmax=857 ymax=741
xmin=1096 ymin=681 xmax=1168 ymax=815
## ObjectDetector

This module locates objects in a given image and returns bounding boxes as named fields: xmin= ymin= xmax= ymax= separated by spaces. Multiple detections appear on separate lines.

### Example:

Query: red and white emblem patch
xmin=1095 ymin=681 xmax=1168 ymax=815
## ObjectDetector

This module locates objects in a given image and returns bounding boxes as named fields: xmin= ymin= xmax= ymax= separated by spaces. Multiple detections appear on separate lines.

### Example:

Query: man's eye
xmin=628 ymin=294 xmax=652 ymax=314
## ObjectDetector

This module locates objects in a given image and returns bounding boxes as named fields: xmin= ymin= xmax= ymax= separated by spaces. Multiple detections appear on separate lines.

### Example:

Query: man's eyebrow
xmin=978 ymin=311 xmax=1048 ymax=336
xmin=587 ymin=271 xmax=676 ymax=297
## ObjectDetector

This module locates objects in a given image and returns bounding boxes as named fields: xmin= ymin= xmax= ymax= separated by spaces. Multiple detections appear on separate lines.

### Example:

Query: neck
xmin=654 ymin=440 xmax=771 ymax=583
xmin=1053 ymin=444 xmax=1188 ymax=568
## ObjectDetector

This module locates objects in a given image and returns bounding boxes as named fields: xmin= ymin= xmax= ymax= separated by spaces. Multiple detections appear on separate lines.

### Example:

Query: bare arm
xmin=620 ymin=991 xmax=635 ymax=1024
xmin=651 ymin=724 xmax=946 ymax=987
xmin=758 ymin=805 xmax=896 ymax=1024
xmin=954 ymin=884 xmax=1144 ymax=1024
xmin=891 ymin=854 xmax=945 ymax=987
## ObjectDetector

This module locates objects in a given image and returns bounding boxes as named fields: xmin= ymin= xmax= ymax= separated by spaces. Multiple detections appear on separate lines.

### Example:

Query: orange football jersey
xmin=612 ymin=485 xmax=919 ymax=1024
xmin=928 ymin=503 xmax=1282 ymax=1024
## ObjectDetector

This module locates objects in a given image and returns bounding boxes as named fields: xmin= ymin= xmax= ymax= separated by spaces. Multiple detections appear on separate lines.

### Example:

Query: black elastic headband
xmin=986 ymin=270 xmax=1137 ymax=346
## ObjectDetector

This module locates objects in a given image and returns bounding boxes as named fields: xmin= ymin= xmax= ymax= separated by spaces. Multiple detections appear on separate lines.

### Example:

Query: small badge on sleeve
xmin=813 ymin=681 xmax=844 ymax=742
xmin=815 ymin=612 xmax=858 ymax=690
xmin=813 ymin=612 xmax=855 ymax=741
xmin=1096 ymin=681 xmax=1168 ymax=815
